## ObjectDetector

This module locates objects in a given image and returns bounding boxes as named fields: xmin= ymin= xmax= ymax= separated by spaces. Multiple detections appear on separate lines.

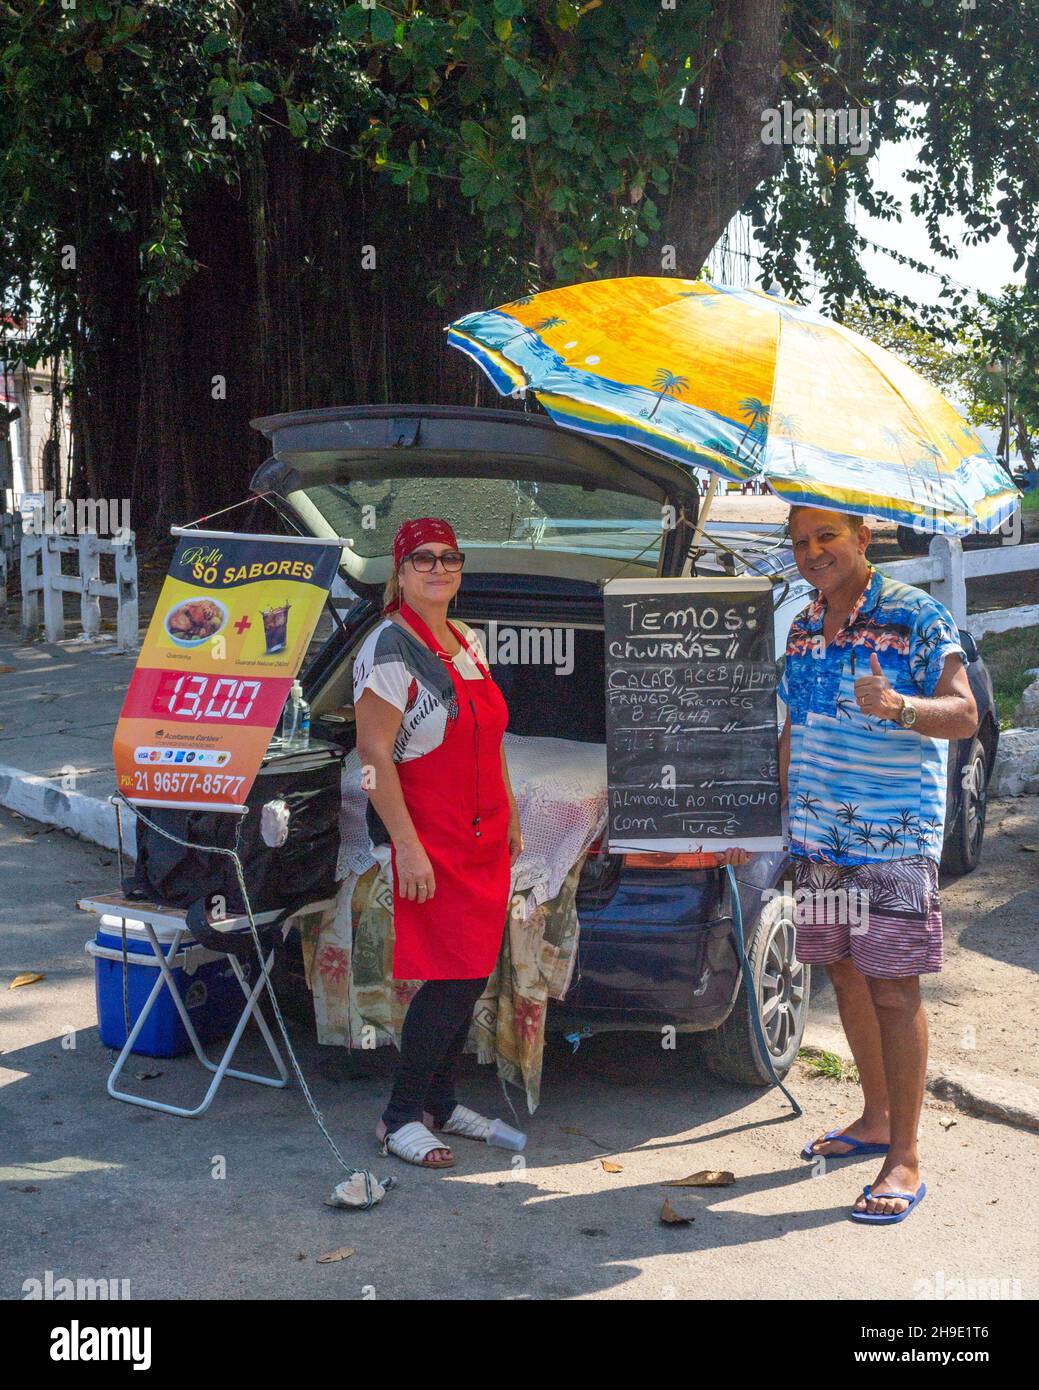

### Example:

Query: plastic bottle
xmin=296 ymin=693 xmax=311 ymax=751
xmin=280 ymin=680 xmax=302 ymax=750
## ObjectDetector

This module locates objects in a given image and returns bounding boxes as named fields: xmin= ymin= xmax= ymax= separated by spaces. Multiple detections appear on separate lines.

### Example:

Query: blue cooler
xmin=87 ymin=916 xmax=246 ymax=1058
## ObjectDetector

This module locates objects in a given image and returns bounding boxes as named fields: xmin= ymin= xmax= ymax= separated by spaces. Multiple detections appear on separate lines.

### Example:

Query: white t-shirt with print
xmin=352 ymin=618 xmax=487 ymax=763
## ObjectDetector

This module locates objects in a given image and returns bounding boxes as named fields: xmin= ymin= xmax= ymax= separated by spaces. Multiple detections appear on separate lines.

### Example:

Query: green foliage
xmin=751 ymin=3 xmax=1039 ymax=326
xmin=0 ymin=0 xmax=375 ymax=354
xmin=798 ymin=1047 xmax=858 ymax=1083
xmin=4 ymin=0 xmax=1039 ymax=436
xmin=979 ymin=624 xmax=1039 ymax=730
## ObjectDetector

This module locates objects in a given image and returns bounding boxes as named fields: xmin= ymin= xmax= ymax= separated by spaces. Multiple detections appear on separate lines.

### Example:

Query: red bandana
xmin=391 ymin=517 xmax=458 ymax=569
xmin=385 ymin=517 xmax=460 ymax=613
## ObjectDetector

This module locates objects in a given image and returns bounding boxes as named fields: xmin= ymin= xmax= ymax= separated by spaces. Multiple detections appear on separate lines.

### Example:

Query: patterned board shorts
xmin=789 ymin=856 xmax=944 ymax=978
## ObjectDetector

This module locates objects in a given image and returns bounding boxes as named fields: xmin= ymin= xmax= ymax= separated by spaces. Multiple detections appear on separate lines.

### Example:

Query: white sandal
xmin=438 ymin=1104 xmax=496 ymax=1143
xmin=380 ymin=1121 xmax=455 ymax=1168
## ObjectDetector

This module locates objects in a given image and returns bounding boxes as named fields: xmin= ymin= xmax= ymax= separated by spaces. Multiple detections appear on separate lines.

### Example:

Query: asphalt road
xmin=1 ymin=808 xmax=1036 ymax=1302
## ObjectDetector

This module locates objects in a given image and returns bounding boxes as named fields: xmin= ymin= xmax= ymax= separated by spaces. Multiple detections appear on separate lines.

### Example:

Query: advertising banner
xmin=113 ymin=528 xmax=343 ymax=811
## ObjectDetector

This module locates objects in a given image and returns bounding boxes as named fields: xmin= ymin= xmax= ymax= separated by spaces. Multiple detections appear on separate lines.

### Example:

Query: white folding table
xmin=79 ymin=893 xmax=334 ymax=1118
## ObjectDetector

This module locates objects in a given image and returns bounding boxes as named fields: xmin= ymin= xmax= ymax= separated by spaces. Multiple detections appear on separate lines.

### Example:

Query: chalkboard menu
xmin=603 ymin=577 xmax=784 ymax=853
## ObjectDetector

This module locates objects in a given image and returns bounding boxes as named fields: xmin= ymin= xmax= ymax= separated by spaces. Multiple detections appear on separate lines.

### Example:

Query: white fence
xmin=882 ymin=535 xmax=1039 ymax=640
xmin=21 ymin=530 xmax=139 ymax=649
xmin=0 ymin=512 xmax=22 ymax=605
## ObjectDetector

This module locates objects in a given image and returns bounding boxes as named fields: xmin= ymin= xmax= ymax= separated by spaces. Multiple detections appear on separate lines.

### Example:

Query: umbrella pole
xmin=689 ymin=474 xmax=718 ymax=553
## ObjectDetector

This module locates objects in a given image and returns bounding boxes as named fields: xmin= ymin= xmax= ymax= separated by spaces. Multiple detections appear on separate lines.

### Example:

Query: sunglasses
xmin=405 ymin=550 xmax=466 ymax=573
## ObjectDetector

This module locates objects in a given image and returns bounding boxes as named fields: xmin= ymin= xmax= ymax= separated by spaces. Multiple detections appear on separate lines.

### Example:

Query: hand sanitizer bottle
xmin=296 ymin=693 xmax=311 ymax=751
xmin=280 ymin=680 xmax=303 ymax=750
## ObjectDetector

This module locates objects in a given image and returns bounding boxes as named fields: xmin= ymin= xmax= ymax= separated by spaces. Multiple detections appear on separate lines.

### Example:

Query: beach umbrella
xmin=446 ymin=277 xmax=1018 ymax=534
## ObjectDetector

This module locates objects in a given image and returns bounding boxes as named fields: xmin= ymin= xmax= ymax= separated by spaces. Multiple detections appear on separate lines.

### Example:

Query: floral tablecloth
xmin=300 ymin=855 xmax=587 ymax=1113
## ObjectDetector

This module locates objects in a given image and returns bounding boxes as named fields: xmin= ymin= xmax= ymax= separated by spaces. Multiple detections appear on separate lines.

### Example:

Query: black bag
xmin=123 ymin=744 xmax=344 ymax=955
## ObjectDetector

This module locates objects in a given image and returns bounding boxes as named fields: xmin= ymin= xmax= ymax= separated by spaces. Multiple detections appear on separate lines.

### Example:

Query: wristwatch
xmin=898 ymin=694 xmax=918 ymax=728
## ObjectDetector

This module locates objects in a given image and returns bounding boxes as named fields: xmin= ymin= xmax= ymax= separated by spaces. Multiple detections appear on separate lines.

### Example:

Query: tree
xmin=4 ymin=2 xmax=1039 ymax=539
xmin=959 ymin=288 xmax=1039 ymax=471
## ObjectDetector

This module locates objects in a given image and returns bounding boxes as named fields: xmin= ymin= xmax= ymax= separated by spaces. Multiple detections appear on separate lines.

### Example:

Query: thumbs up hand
xmin=854 ymin=648 xmax=901 ymax=720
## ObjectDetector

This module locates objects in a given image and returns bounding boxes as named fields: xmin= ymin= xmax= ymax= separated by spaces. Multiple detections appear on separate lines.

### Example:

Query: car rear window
xmin=302 ymin=476 xmax=666 ymax=564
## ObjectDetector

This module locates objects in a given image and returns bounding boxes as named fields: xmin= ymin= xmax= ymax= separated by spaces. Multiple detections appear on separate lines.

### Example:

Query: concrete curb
xmin=928 ymin=1067 xmax=1039 ymax=1134
xmin=0 ymin=763 xmax=136 ymax=858
xmin=800 ymin=1037 xmax=1039 ymax=1133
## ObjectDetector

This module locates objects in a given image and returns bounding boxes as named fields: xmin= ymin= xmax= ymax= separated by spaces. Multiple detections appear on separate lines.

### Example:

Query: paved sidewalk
xmin=1 ymin=809 xmax=1036 ymax=1301
xmin=0 ymin=631 xmax=139 ymax=853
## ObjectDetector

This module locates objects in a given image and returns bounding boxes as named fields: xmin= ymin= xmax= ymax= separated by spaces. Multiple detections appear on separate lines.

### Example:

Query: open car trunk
xmin=459 ymin=619 xmax=605 ymax=744
xmin=307 ymin=578 xmax=607 ymax=747
xmin=249 ymin=404 xmax=702 ymax=596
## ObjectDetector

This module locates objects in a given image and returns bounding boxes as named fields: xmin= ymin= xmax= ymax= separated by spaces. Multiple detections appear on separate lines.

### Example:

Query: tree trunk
xmin=649 ymin=0 xmax=785 ymax=276
xmin=65 ymin=126 xmax=520 ymax=546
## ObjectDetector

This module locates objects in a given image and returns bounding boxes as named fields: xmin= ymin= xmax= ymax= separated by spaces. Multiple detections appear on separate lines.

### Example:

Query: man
xmin=723 ymin=507 xmax=978 ymax=1223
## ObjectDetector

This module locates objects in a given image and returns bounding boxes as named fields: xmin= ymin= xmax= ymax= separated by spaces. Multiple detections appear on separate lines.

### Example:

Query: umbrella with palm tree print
xmin=446 ymin=276 xmax=1018 ymax=534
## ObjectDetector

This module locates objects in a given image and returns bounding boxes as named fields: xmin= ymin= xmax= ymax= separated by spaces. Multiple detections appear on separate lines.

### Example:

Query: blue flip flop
xmin=850 ymin=1182 xmax=926 ymax=1225
xmin=801 ymin=1128 xmax=890 ymax=1161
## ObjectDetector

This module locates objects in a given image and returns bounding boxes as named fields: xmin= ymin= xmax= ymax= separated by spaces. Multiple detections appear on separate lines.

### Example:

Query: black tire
xmin=941 ymin=735 xmax=990 ymax=875
xmin=700 ymin=886 xmax=811 ymax=1087
xmin=896 ymin=524 xmax=930 ymax=555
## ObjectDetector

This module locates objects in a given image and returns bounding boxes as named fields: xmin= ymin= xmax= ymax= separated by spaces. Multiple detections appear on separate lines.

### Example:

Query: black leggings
xmin=381 ymin=976 xmax=487 ymax=1134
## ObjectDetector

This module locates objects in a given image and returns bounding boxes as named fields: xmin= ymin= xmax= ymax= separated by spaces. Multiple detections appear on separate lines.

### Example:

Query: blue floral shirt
xmin=778 ymin=567 xmax=966 ymax=865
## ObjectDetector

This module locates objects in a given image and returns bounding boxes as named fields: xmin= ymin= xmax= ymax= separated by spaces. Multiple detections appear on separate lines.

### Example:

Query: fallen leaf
xmin=600 ymin=1160 xmax=623 ymax=1173
xmin=20 ymin=1185 xmax=40 ymax=1193
xmin=938 ymin=1117 xmax=957 ymax=1131
xmin=316 ymin=1246 xmax=355 ymax=1264
xmin=0 ymin=665 xmax=15 ymax=674
xmin=660 ymin=1198 xmax=692 ymax=1225
xmin=664 ymin=1170 xmax=735 ymax=1188
xmin=134 ymin=1070 xmax=162 ymax=1081
xmin=1018 ymin=844 xmax=1039 ymax=853
xmin=9 ymin=972 xmax=45 ymax=990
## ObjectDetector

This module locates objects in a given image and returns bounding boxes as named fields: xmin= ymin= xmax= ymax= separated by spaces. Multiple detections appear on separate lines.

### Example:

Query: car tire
xmin=941 ymin=735 xmax=989 ymax=875
xmin=896 ymin=525 xmax=930 ymax=555
xmin=700 ymin=886 xmax=811 ymax=1087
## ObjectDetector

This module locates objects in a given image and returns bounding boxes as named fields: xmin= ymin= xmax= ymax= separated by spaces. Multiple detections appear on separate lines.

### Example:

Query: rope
xmin=113 ymin=793 xmax=393 ymax=1207
xmin=176 ymin=491 xmax=279 ymax=532
xmin=725 ymin=864 xmax=801 ymax=1117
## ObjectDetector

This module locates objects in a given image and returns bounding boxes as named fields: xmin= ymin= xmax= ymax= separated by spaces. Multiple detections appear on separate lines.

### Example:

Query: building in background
xmin=0 ymin=349 xmax=71 ymax=510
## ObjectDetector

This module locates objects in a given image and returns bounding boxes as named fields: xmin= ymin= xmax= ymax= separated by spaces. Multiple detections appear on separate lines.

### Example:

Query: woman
xmin=353 ymin=516 xmax=523 ymax=1168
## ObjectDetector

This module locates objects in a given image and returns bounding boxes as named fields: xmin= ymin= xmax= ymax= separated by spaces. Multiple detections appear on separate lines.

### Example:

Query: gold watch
xmin=898 ymin=694 xmax=918 ymax=729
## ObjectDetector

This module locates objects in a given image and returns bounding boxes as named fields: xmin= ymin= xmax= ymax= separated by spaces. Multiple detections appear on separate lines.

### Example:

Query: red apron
xmin=390 ymin=603 xmax=512 ymax=980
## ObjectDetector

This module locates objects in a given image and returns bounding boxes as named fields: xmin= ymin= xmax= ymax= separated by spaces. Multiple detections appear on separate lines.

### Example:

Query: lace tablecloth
xmin=337 ymin=732 xmax=608 ymax=918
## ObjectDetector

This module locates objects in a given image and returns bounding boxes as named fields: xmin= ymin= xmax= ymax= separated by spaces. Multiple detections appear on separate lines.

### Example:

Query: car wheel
xmin=941 ymin=735 xmax=989 ymax=875
xmin=700 ymin=887 xmax=811 ymax=1087
xmin=896 ymin=525 xmax=930 ymax=556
